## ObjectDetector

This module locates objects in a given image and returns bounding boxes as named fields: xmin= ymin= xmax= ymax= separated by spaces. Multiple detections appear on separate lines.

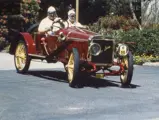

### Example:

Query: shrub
xmin=0 ymin=37 xmax=5 ymax=50
xmin=0 ymin=0 xmax=40 ymax=51
xmin=134 ymin=55 xmax=159 ymax=65
xmin=89 ymin=15 xmax=159 ymax=58
xmin=118 ymin=28 xmax=159 ymax=56
xmin=89 ymin=15 xmax=139 ymax=34
xmin=0 ymin=15 xmax=8 ymax=50
xmin=21 ymin=0 xmax=41 ymax=25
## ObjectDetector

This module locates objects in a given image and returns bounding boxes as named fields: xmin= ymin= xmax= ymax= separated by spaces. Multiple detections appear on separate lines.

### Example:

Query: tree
xmin=129 ymin=0 xmax=142 ymax=30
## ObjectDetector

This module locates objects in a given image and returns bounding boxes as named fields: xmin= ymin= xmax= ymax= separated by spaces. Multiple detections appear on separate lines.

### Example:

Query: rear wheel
xmin=120 ymin=52 xmax=133 ymax=86
xmin=14 ymin=40 xmax=31 ymax=73
xmin=67 ymin=48 xmax=79 ymax=87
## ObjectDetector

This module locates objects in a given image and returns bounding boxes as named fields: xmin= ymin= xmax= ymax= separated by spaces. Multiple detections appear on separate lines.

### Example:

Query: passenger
xmin=64 ymin=9 xmax=86 ymax=29
xmin=38 ymin=6 xmax=63 ymax=35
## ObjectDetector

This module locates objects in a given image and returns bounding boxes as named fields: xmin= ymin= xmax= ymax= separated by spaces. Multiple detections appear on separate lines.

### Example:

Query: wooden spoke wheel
xmin=14 ymin=40 xmax=31 ymax=73
xmin=67 ymin=48 xmax=79 ymax=87
xmin=120 ymin=51 xmax=134 ymax=86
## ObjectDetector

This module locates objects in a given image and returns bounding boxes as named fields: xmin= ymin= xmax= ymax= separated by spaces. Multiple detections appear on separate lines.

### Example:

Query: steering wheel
xmin=51 ymin=19 xmax=65 ymax=32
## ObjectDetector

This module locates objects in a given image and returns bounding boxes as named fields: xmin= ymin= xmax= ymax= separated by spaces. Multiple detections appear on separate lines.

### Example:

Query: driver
xmin=38 ymin=6 xmax=63 ymax=35
xmin=64 ymin=9 xmax=86 ymax=28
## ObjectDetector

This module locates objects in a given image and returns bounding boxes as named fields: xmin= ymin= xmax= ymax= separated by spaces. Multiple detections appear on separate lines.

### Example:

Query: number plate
xmin=96 ymin=74 xmax=104 ymax=78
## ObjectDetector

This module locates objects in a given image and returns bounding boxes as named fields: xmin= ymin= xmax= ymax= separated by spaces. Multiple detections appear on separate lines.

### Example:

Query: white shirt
xmin=64 ymin=20 xmax=86 ymax=28
xmin=38 ymin=17 xmax=61 ymax=34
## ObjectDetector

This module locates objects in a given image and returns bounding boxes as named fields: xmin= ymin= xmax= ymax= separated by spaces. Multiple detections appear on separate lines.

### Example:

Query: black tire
xmin=67 ymin=48 xmax=80 ymax=87
xmin=14 ymin=40 xmax=31 ymax=73
xmin=120 ymin=51 xmax=134 ymax=86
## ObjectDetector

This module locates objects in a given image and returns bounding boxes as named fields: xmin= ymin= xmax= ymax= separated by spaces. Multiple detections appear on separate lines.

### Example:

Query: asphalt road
xmin=0 ymin=53 xmax=159 ymax=120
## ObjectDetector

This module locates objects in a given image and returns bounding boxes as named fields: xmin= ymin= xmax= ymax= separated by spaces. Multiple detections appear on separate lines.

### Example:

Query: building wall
xmin=141 ymin=0 xmax=159 ymax=25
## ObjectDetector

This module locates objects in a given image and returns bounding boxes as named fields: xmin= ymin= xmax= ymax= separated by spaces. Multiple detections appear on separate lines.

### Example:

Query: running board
xmin=28 ymin=54 xmax=57 ymax=63
xmin=28 ymin=54 xmax=46 ymax=60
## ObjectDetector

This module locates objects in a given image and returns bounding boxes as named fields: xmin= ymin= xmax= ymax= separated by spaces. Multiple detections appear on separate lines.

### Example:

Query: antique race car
xmin=10 ymin=21 xmax=134 ymax=87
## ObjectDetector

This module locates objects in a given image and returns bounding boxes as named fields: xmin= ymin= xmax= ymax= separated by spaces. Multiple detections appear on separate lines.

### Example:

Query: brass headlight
xmin=117 ymin=44 xmax=129 ymax=56
xmin=89 ymin=43 xmax=101 ymax=56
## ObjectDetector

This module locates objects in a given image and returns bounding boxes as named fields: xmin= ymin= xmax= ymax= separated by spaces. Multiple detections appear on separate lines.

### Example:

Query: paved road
xmin=0 ymin=53 xmax=159 ymax=120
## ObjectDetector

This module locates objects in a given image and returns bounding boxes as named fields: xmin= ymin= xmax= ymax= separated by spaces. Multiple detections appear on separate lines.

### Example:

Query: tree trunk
xmin=129 ymin=1 xmax=142 ymax=30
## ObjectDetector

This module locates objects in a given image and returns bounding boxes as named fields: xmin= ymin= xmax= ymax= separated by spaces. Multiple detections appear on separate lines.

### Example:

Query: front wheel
xmin=67 ymin=48 xmax=79 ymax=87
xmin=14 ymin=40 xmax=31 ymax=73
xmin=120 ymin=51 xmax=134 ymax=86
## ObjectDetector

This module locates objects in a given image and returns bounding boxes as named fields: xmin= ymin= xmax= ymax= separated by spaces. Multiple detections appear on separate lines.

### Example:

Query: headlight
xmin=117 ymin=44 xmax=129 ymax=56
xmin=89 ymin=43 xmax=101 ymax=56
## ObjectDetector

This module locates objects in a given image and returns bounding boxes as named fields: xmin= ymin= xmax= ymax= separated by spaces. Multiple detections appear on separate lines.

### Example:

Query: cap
xmin=68 ymin=9 xmax=75 ymax=16
xmin=48 ymin=6 xmax=56 ymax=13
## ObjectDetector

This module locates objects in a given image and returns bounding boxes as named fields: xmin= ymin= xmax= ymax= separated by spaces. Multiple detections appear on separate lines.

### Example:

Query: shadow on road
xmin=27 ymin=70 xmax=140 ymax=89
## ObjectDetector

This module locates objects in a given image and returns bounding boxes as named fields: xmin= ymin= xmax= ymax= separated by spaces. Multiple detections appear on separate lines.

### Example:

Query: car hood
xmin=57 ymin=27 xmax=102 ymax=41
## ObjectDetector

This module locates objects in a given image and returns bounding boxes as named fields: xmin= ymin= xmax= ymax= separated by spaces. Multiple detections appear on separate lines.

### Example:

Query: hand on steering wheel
xmin=52 ymin=18 xmax=65 ymax=29
xmin=54 ymin=17 xmax=62 ymax=23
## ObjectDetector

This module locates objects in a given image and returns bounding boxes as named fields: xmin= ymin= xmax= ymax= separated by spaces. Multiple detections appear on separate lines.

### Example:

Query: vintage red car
xmin=9 ymin=22 xmax=134 ymax=87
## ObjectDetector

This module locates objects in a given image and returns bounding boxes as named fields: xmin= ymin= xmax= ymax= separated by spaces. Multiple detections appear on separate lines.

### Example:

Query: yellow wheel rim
xmin=121 ymin=57 xmax=129 ymax=82
xmin=15 ymin=43 xmax=27 ymax=70
xmin=67 ymin=53 xmax=74 ymax=83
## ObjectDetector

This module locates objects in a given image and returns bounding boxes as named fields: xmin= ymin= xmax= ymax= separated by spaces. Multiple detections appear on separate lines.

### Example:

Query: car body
xmin=10 ymin=22 xmax=134 ymax=87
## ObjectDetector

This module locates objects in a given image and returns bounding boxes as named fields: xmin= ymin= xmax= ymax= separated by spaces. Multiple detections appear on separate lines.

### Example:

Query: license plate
xmin=96 ymin=74 xmax=104 ymax=78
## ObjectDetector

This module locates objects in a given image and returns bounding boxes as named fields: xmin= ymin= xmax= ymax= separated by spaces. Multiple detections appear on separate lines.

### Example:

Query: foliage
xmin=0 ymin=37 xmax=6 ymax=50
xmin=142 ymin=23 xmax=159 ymax=29
xmin=78 ymin=0 xmax=137 ymax=24
xmin=89 ymin=15 xmax=139 ymax=35
xmin=117 ymin=28 xmax=159 ymax=56
xmin=0 ymin=0 xmax=40 ymax=51
xmin=0 ymin=15 xmax=8 ymax=50
xmin=89 ymin=15 xmax=159 ymax=62
xmin=38 ymin=0 xmax=138 ymax=24
xmin=21 ymin=0 xmax=41 ymax=25
xmin=134 ymin=55 xmax=159 ymax=65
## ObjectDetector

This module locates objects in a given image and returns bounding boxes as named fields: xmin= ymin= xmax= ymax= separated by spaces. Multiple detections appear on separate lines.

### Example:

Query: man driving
xmin=64 ymin=9 xmax=86 ymax=28
xmin=38 ymin=6 xmax=63 ymax=35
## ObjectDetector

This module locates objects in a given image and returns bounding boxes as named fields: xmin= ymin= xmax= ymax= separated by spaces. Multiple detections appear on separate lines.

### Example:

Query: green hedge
xmin=117 ymin=28 xmax=159 ymax=56
xmin=89 ymin=15 xmax=159 ymax=56
xmin=89 ymin=15 xmax=139 ymax=34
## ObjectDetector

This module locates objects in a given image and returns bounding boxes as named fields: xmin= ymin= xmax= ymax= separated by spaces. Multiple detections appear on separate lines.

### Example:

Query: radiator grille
xmin=91 ymin=39 xmax=114 ymax=65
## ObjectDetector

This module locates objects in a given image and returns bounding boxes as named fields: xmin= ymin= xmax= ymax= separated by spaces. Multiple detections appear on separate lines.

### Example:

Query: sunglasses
xmin=48 ymin=11 xmax=57 ymax=16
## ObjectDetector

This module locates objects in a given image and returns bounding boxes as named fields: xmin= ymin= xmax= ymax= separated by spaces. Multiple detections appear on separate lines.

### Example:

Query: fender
xmin=20 ymin=32 xmax=36 ymax=54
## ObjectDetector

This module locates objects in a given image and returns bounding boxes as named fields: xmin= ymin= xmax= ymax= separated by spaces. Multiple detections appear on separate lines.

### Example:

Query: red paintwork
xmin=23 ymin=26 xmax=125 ymax=76
xmin=20 ymin=32 xmax=36 ymax=54
xmin=44 ymin=36 xmax=89 ymax=61
xmin=104 ymin=62 xmax=125 ymax=76
xmin=20 ymin=27 xmax=93 ymax=57
xmin=32 ymin=27 xmax=95 ymax=61
xmin=57 ymin=27 xmax=95 ymax=40
xmin=55 ymin=27 xmax=96 ymax=61
xmin=83 ymin=61 xmax=125 ymax=76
